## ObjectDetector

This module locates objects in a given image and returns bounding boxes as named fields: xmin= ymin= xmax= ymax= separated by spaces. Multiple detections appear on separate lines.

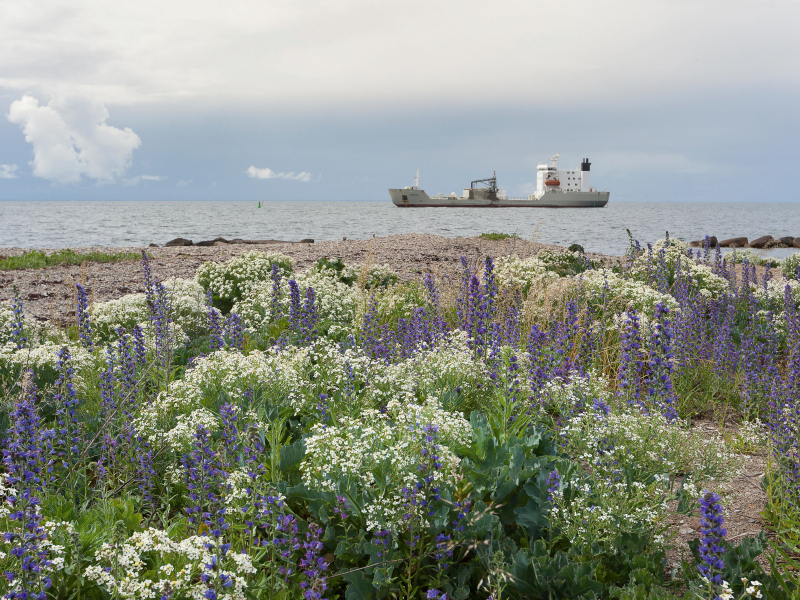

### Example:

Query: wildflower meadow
xmin=1 ymin=235 xmax=800 ymax=600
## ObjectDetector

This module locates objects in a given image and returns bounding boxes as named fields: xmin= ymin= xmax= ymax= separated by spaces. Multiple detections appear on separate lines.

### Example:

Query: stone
xmin=148 ymin=243 xmax=159 ymax=247
xmin=689 ymin=516 xmax=702 ymax=530
xmin=719 ymin=237 xmax=748 ymax=248
xmin=299 ymin=238 xmax=314 ymax=244
xmin=164 ymin=237 xmax=193 ymax=247
xmin=689 ymin=236 xmax=718 ymax=248
xmin=794 ymin=238 xmax=800 ymax=249
xmin=196 ymin=237 xmax=229 ymax=246
xmin=778 ymin=236 xmax=795 ymax=247
xmin=679 ymin=527 xmax=695 ymax=535
xmin=213 ymin=241 xmax=228 ymax=246
xmin=230 ymin=239 xmax=246 ymax=244
xmin=748 ymin=235 xmax=773 ymax=249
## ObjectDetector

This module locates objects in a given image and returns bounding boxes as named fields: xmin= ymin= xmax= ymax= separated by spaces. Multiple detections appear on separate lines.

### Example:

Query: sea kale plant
xmin=1 ymin=240 xmax=799 ymax=599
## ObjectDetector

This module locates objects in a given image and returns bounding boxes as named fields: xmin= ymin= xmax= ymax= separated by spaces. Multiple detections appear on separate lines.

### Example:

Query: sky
xmin=0 ymin=0 xmax=798 ymax=202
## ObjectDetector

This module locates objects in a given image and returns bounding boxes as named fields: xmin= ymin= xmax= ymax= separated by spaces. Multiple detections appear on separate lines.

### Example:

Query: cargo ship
xmin=389 ymin=154 xmax=609 ymax=208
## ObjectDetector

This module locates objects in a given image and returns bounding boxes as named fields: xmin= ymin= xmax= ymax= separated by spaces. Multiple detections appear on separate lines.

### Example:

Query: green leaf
xmin=344 ymin=570 xmax=376 ymax=600
xmin=279 ymin=438 xmax=306 ymax=473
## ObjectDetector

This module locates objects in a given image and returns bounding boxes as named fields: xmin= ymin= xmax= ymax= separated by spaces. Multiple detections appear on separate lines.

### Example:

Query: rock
xmin=195 ymin=237 xmax=229 ymax=246
xmin=343 ymin=236 xmax=347 ymax=241
xmin=719 ymin=237 xmax=748 ymax=248
xmin=148 ymin=243 xmax=159 ymax=247
xmin=689 ymin=236 xmax=718 ymax=248
xmin=795 ymin=238 xmax=800 ymax=249
xmin=214 ymin=241 xmax=229 ymax=246
xmin=165 ymin=237 xmax=193 ymax=247
xmin=689 ymin=517 xmax=702 ymax=530
xmin=230 ymin=239 xmax=246 ymax=244
xmin=299 ymin=238 xmax=314 ymax=244
xmin=778 ymin=236 xmax=795 ymax=247
xmin=679 ymin=527 xmax=695 ymax=536
xmin=748 ymin=235 xmax=774 ymax=249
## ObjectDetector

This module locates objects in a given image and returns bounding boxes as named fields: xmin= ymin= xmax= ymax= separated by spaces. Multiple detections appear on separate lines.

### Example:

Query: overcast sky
xmin=1 ymin=0 xmax=798 ymax=201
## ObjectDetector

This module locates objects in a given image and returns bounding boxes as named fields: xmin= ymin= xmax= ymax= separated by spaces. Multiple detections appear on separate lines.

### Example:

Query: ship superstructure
xmin=389 ymin=154 xmax=609 ymax=208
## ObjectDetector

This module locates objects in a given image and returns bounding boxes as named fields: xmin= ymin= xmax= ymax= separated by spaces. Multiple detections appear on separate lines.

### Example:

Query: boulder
xmin=214 ymin=241 xmax=229 ymax=246
xmin=230 ymin=239 xmax=246 ymax=244
xmin=689 ymin=236 xmax=718 ymax=248
xmin=299 ymin=238 xmax=314 ymax=244
xmin=195 ymin=237 xmax=229 ymax=247
xmin=719 ymin=237 xmax=748 ymax=248
xmin=748 ymin=235 xmax=774 ymax=249
xmin=795 ymin=238 xmax=800 ymax=249
xmin=148 ymin=243 xmax=159 ymax=247
xmin=778 ymin=236 xmax=795 ymax=247
xmin=165 ymin=237 xmax=193 ymax=247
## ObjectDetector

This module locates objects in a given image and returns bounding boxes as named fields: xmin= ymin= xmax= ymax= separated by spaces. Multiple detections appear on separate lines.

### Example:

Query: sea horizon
xmin=2 ymin=200 xmax=799 ymax=256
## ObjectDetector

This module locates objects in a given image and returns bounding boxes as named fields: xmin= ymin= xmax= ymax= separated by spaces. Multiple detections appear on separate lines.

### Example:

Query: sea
xmin=1 ymin=201 xmax=799 ymax=258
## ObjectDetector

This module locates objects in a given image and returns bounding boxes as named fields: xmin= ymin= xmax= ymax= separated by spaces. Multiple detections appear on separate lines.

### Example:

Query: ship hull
xmin=389 ymin=189 xmax=609 ymax=208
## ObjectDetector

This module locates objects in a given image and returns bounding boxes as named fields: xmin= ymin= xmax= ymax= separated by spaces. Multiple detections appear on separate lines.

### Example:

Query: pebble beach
xmin=0 ymin=233 xmax=616 ymax=321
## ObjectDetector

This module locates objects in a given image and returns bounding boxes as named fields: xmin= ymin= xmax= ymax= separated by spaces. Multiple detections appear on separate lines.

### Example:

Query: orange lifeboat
xmin=545 ymin=178 xmax=560 ymax=186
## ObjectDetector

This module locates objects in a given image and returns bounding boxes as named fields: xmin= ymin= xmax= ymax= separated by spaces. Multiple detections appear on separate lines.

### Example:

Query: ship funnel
xmin=580 ymin=159 xmax=591 ymax=191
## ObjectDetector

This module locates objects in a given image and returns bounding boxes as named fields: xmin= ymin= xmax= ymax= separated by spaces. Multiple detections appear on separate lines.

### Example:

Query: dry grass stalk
xmin=353 ymin=245 xmax=376 ymax=323
xmin=521 ymin=276 xmax=577 ymax=330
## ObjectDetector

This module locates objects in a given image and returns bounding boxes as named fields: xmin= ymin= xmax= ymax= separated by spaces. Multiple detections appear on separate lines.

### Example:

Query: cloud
xmin=122 ymin=174 xmax=165 ymax=185
xmin=7 ymin=94 xmax=141 ymax=183
xmin=247 ymin=166 xmax=311 ymax=182
xmin=0 ymin=0 xmax=797 ymax=108
xmin=176 ymin=179 xmax=191 ymax=187
xmin=0 ymin=164 xmax=18 ymax=179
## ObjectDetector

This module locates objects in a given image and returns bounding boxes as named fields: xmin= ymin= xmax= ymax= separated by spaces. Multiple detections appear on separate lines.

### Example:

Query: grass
xmin=479 ymin=232 xmax=520 ymax=240
xmin=0 ymin=249 xmax=140 ymax=271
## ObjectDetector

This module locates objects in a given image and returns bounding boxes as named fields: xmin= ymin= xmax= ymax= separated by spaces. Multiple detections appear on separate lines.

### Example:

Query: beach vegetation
xmin=0 ymin=249 xmax=139 ymax=271
xmin=480 ymin=232 xmax=520 ymax=240
xmin=0 ymin=239 xmax=798 ymax=600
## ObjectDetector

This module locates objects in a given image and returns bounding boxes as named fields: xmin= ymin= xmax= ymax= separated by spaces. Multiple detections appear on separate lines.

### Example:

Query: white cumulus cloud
xmin=7 ymin=95 xmax=141 ymax=183
xmin=247 ymin=166 xmax=311 ymax=182
xmin=0 ymin=164 xmax=19 ymax=179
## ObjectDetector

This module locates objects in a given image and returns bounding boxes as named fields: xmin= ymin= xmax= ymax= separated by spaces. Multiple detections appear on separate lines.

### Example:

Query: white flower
xmin=301 ymin=398 xmax=471 ymax=532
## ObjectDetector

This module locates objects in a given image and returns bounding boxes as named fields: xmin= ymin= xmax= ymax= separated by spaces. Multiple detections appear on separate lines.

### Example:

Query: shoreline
xmin=0 ymin=233 xmax=617 ymax=321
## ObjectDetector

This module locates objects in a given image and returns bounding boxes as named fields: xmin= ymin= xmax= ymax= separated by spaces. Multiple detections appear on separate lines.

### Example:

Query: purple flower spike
xmin=11 ymin=290 xmax=27 ymax=350
xmin=75 ymin=284 xmax=93 ymax=351
xmin=697 ymin=491 xmax=727 ymax=585
xmin=206 ymin=290 xmax=225 ymax=351
xmin=2 ymin=374 xmax=53 ymax=599
xmin=546 ymin=469 xmax=560 ymax=503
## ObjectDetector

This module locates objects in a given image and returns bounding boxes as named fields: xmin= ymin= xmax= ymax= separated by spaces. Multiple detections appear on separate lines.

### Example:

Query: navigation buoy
xmin=258 ymin=201 xmax=261 ymax=208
